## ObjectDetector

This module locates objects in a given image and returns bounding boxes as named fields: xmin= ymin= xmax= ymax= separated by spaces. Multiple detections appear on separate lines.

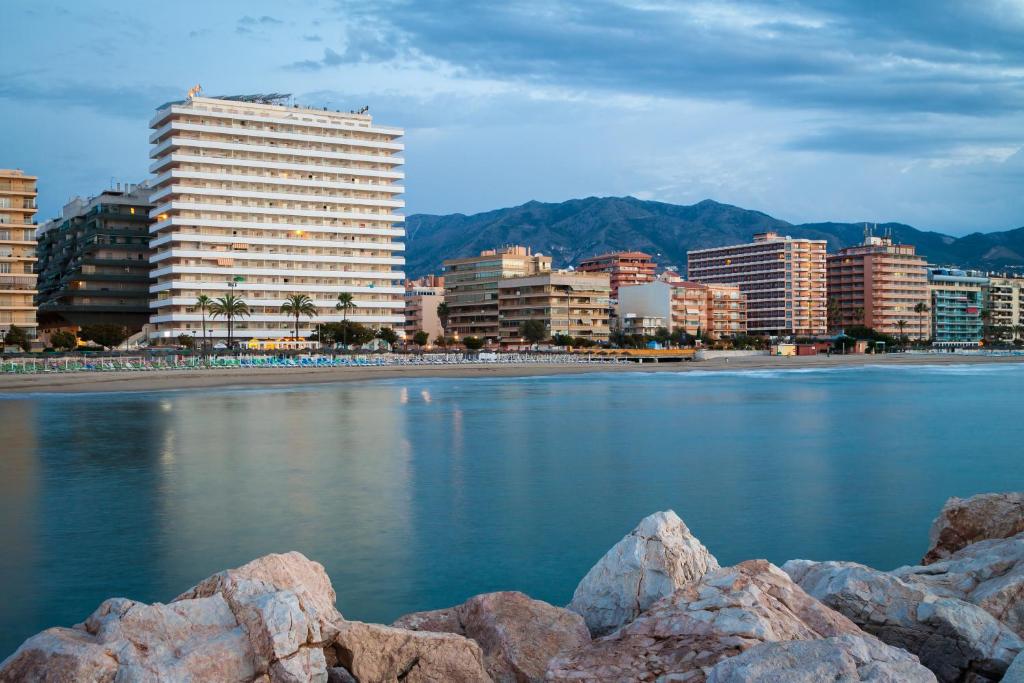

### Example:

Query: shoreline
xmin=0 ymin=352 xmax=1022 ymax=394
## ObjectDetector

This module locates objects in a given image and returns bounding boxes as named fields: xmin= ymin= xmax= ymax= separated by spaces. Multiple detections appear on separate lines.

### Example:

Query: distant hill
xmin=404 ymin=196 xmax=1024 ymax=278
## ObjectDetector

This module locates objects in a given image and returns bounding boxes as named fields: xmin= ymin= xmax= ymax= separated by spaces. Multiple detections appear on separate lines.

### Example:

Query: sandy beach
xmin=0 ymin=352 xmax=1021 ymax=394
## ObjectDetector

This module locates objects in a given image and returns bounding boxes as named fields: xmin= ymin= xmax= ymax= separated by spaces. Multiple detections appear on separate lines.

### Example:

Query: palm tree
xmin=195 ymin=294 xmax=212 ymax=351
xmin=209 ymin=293 xmax=250 ymax=349
xmin=335 ymin=292 xmax=356 ymax=348
xmin=436 ymin=301 xmax=450 ymax=337
xmin=896 ymin=319 xmax=908 ymax=349
xmin=280 ymin=294 xmax=318 ymax=340
xmin=913 ymin=302 xmax=930 ymax=343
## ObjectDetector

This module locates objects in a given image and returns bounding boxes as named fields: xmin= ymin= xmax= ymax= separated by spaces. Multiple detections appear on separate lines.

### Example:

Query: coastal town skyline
xmin=3 ymin=1 xmax=1024 ymax=233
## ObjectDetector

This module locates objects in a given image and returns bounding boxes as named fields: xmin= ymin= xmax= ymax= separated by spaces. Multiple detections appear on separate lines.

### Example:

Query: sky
xmin=2 ymin=0 xmax=1023 ymax=234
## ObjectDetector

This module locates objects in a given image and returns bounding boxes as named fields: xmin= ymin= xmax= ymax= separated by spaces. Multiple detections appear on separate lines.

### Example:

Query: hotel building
xmin=826 ymin=233 xmax=930 ymax=338
xmin=497 ymin=270 xmax=611 ymax=345
xmin=404 ymin=274 xmax=445 ymax=342
xmin=577 ymin=251 xmax=656 ymax=298
xmin=617 ymin=276 xmax=746 ymax=339
xmin=986 ymin=275 xmax=1024 ymax=342
xmin=0 ymin=169 xmax=38 ymax=341
xmin=147 ymin=93 xmax=405 ymax=342
xmin=443 ymin=246 xmax=551 ymax=342
xmin=928 ymin=268 xmax=988 ymax=346
xmin=687 ymin=232 xmax=827 ymax=336
xmin=35 ymin=183 xmax=153 ymax=335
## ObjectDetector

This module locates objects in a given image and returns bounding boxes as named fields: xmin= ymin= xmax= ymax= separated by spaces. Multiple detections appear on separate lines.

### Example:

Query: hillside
xmin=404 ymin=196 xmax=1024 ymax=278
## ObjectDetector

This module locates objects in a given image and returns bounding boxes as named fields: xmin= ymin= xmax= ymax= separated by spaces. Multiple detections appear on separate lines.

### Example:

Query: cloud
xmin=0 ymin=79 xmax=178 ymax=120
xmin=237 ymin=14 xmax=283 ymax=35
xmin=303 ymin=34 xmax=323 ymax=42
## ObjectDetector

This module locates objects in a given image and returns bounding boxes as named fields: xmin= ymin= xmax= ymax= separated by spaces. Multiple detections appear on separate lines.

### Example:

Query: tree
xmin=434 ymin=334 xmax=449 ymax=349
xmin=913 ymin=302 xmax=930 ymax=342
xmin=827 ymin=297 xmax=843 ymax=332
xmin=209 ymin=294 xmax=250 ymax=348
xmin=412 ymin=330 xmax=430 ymax=347
xmin=896 ymin=320 xmax=908 ymax=349
xmin=79 ymin=324 xmax=128 ymax=350
xmin=177 ymin=333 xmax=195 ymax=349
xmin=551 ymin=333 xmax=573 ymax=347
xmin=654 ymin=327 xmax=671 ymax=345
xmin=335 ymin=292 xmax=357 ymax=348
xmin=280 ymin=294 xmax=318 ymax=340
xmin=3 ymin=325 xmax=31 ymax=352
xmin=520 ymin=319 xmax=547 ymax=344
xmin=853 ymin=307 xmax=865 ymax=326
xmin=318 ymin=321 xmax=374 ymax=347
xmin=463 ymin=336 xmax=485 ymax=351
xmin=50 ymin=330 xmax=78 ymax=351
xmin=436 ymin=302 xmax=450 ymax=337
xmin=376 ymin=326 xmax=399 ymax=347
xmin=195 ymin=294 xmax=213 ymax=350
xmin=980 ymin=309 xmax=992 ymax=344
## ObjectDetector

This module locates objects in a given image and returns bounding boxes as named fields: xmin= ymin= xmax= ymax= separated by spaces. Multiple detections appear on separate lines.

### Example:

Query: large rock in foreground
xmin=923 ymin=492 xmax=1024 ymax=564
xmin=0 ymin=552 xmax=338 ymax=683
xmin=547 ymin=560 xmax=864 ymax=682
xmin=705 ymin=634 xmax=937 ymax=682
xmin=567 ymin=510 xmax=719 ymax=637
xmin=784 ymin=559 xmax=1023 ymax=682
xmin=394 ymin=591 xmax=589 ymax=682
xmin=895 ymin=532 xmax=1024 ymax=637
xmin=330 ymin=620 xmax=490 ymax=682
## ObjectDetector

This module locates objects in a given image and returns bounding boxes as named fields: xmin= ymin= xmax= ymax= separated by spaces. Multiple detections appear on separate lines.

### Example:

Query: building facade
xmin=404 ymin=275 xmax=445 ymax=343
xmin=687 ymin=231 xmax=826 ymax=336
xmin=928 ymin=268 xmax=988 ymax=346
xmin=986 ymin=275 xmax=1024 ymax=342
xmin=35 ymin=183 xmax=153 ymax=335
xmin=0 ymin=169 xmax=38 ymax=341
xmin=147 ymin=93 xmax=405 ymax=343
xmin=443 ymin=246 xmax=551 ymax=342
xmin=577 ymin=251 xmax=656 ymax=298
xmin=617 ymin=277 xmax=746 ymax=339
xmin=497 ymin=270 xmax=611 ymax=346
xmin=826 ymin=234 xmax=930 ymax=339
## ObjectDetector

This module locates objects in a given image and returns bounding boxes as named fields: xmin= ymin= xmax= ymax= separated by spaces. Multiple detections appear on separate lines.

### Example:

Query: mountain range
xmin=404 ymin=196 xmax=1024 ymax=278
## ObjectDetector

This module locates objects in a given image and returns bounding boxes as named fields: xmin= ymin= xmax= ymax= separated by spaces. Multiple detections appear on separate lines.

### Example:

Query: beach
xmin=0 ymin=352 xmax=1021 ymax=394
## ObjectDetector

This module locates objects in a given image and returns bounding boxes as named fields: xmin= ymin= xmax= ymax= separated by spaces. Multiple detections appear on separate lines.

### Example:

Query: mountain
xmin=404 ymin=196 xmax=1024 ymax=278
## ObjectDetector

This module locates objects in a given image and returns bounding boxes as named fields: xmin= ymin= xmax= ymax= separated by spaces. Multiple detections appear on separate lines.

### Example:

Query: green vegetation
xmin=280 ymin=294 xmax=317 ymax=339
xmin=412 ymin=330 xmax=430 ymax=347
xmin=3 ymin=325 xmax=31 ymax=352
xmin=49 ymin=330 xmax=77 ymax=351
xmin=335 ymin=292 xmax=356 ymax=347
xmin=463 ymin=336 xmax=485 ymax=351
xmin=177 ymin=334 xmax=195 ymax=349
xmin=79 ymin=324 xmax=129 ymax=350
xmin=316 ymin=321 xmax=374 ymax=348
xmin=209 ymin=294 xmax=250 ymax=348
xmin=519 ymin=319 xmax=547 ymax=344
xmin=195 ymin=294 xmax=213 ymax=347
xmin=376 ymin=327 xmax=399 ymax=347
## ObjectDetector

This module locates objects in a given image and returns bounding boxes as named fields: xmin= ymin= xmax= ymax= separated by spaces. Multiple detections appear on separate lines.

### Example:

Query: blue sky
xmin=2 ymin=0 xmax=1023 ymax=233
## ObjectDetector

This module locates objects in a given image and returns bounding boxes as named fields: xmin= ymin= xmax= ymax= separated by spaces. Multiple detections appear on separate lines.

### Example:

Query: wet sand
xmin=0 ymin=353 xmax=1021 ymax=394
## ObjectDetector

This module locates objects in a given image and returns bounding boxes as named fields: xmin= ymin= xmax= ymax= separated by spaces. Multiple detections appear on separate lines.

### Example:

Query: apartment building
xmin=928 ymin=268 xmax=988 ymax=346
xmin=986 ymin=275 xmax=1024 ymax=342
xmin=404 ymin=274 xmax=445 ymax=342
xmin=497 ymin=270 xmax=611 ymax=346
xmin=826 ymin=233 xmax=930 ymax=339
xmin=0 ymin=169 xmax=38 ymax=340
xmin=35 ymin=183 xmax=153 ymax=335
xmin=443 ymin=246 xmax=551 ymax=342
xmin=617 ymin=276 xmax=746 ymax=339
xmin=147 ymin=92 xmax=405 ymax=342
xmin=577 ymin=251 xmax=656 ymax=298
xmin=687 ymin=232 xmax=826 ymax=336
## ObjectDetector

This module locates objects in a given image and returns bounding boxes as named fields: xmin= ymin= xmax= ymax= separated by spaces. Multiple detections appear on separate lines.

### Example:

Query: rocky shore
xmin=4 ymin=493 xmax=1024 ymax=682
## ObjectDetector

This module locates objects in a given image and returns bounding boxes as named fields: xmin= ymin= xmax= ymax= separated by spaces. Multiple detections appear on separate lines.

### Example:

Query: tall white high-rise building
xmin=147 ymin=93 xmax=405 ymax=343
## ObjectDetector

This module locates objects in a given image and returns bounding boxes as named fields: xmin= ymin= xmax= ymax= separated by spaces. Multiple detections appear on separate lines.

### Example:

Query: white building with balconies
xmin=146 ymin=93 xmax=405 ymax=342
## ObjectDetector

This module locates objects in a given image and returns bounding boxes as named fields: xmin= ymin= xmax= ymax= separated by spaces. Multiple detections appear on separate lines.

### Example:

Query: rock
xmin=783 ymin=559 xmax=1023 ymax=682
xmin=330 ymin=620 xmax=491 ymax=682
xmin=326 ymin=667 xmax=358 ymax=683
xmin=546 ymin=559 xmax=862 ymax=682
xmin=394 ymin=591 xmax=590 ymax=682
xmin=923 ymin=492 xmax=1024 ymax=564
xmin=0 ymin=628 xmax=118 ymax=683
xmin=1005 ymin=651 xmax=1024 ymax=682
xmin=894 ymin=533 xmax=1024 ymax=636
xmin=705 ymin=634 xmax=937 ymax=682
xmin=567 ymin=510 xmax=719 ymax=636
xmin=0 ymin=551 xmax=339 ymax=683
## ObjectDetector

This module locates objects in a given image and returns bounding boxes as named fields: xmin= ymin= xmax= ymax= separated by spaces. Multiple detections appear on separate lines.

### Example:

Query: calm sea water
xmin=1 ymin=364 xmax=1022 ymax=656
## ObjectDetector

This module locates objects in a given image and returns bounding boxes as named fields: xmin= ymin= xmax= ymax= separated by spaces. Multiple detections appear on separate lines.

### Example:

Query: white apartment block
xmin=147 ymin=93 xmax=405 ymax=342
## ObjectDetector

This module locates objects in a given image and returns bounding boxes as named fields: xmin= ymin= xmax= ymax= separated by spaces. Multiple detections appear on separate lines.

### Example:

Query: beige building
xmin=617 ymin=276 xmax=746 ymax=339
xmin=577 ymin=251 xmax=656 ymax=298
xmin=443 ymin=246 xmax=551 ymax=342
xmin=826 ymin=234 xmax=929 ymax=338
xmin=497 ymin=270 xmax=611 ymax=346
xmin=688 ymin=231 xmax=826 ymax=336
xmin=147 ymin=92 xmax=405 ymax=343
xmin=986 ymin=275 xmax=1024 ymax=341
xmin=0 ymin=169 xmax=38 ymax=341
xmin=404 ymin=275 xmax=445 ymax=343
